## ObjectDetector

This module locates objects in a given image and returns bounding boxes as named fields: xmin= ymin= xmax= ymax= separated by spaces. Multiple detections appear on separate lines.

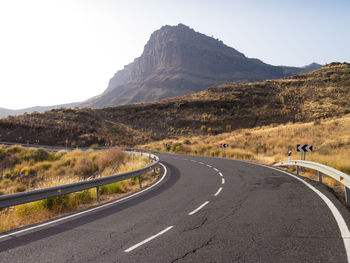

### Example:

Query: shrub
xmin=21 ymin=166 xmax=36 ymax=176
xmin=27 ymin=148 xmax=50 ymax=162
xmin=183 ymin=139 xmax=191 ymax=145
xmin=313 ymin=119 xmax=321 ymax=125
xmin=15 ymin=185 xmax=26 ymax=192
xmin=35 ymin=161 xmax=52 ymax=171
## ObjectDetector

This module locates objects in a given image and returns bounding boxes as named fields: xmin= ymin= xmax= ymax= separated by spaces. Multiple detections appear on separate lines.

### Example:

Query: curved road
xmin=1 ymin=153 xmax=350 ymax=262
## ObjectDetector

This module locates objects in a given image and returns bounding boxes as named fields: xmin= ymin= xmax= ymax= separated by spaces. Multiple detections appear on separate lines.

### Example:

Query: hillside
xmin=0 ymin=102 xmax=80 ymax=118
xmin=82 ymin=24 xmax=320 ymax=108
xmin=0 ymin=63 xmax=349 ymax=147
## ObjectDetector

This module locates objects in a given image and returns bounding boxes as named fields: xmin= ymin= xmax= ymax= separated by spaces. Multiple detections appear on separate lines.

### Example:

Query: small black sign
xmin=220 ymin=143 xmax=229 ymax=148
xmin=297 ymin=144 xmax=313 ymax=152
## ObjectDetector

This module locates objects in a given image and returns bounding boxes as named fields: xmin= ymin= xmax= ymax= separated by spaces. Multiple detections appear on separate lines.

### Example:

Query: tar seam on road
xmin=214 ymin=187 xmax=223 ymax=196
xmin=0 ymin=163 xmax=168 ymax=240
xmin=124 ymin=226 xmax=174 ymax=253
xmin=188 ymin=201 xmax=210 ymax=215
xmin=255 ymin=163 xmax=350 ymax=263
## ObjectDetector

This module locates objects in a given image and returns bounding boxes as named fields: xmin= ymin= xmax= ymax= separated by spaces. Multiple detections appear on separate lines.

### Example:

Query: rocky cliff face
xmin=82 ymin=24 xmax=321 ymax=108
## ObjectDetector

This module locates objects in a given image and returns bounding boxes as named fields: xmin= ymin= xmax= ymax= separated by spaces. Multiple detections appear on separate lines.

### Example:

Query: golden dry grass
xmin=0 ymin=147 xmax=155 ymax=232
xmin=142 ymin=114 xmax=350 ymax=194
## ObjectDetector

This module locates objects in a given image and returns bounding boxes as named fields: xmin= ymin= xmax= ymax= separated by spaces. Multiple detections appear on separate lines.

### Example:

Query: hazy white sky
xmin=0 ymin=0 xmax=349 ymax=109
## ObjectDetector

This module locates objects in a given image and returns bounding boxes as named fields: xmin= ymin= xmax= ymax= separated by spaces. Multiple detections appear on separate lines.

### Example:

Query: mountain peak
xmin=83 ymin=24 xmax=321 ymax=108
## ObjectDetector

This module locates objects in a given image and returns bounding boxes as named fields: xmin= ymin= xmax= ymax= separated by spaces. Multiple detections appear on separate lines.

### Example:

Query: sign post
xmin=297 ymin=144 xmax=313 ymax=173
xmin=297 ymin=144 xmax=313 ymax=160
xmin=220 ymin=143 xmax=229 ymax=157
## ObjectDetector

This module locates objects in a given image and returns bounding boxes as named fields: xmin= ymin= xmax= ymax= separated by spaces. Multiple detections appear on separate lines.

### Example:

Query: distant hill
xmin=0 ymin=103 xmax=79 ymax=119
xmin=81 ymin=23 xmax=321 ymax=108
xmin=0 ymin=63 xmax=348 ymax=147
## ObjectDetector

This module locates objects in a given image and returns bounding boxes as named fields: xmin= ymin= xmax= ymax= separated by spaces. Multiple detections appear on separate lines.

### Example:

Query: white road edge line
xmin=188 ymin=201 xmax=210 ymax=215
xmin=0 ymin=163 xmax=168 ymax=240
xmin=254 ymin=163 xmax=350 ymax=263
xmin=124 ymin=226 xmax=174 ymax=253
xmin=219 ymin=172 xmax=223 ymax=177
xmin=213 ymin=168 xmax=219 ymax=172
xmin=214 ymin=187 xmax=223 ymax=196
xmin=222 ymin=178 xmax=225 ymax=184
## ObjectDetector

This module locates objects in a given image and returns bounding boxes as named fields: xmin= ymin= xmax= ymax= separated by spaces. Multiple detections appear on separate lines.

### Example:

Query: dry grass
xmin=142 ymin=114 xmax=350 ymax=196
xmin=0 ymin=146 xmax=155 ymax=232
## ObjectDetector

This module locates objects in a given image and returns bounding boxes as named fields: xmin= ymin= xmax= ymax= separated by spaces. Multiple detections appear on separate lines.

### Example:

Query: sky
xmin=0 ymin=0 xmax=349 ymax=110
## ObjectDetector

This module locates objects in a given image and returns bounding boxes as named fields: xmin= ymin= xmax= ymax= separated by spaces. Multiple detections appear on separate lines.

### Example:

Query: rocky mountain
xmin=82 ymin=23 xmax=321 ymax=108
xmin=0 ymin=63 xmax=348 ymax=147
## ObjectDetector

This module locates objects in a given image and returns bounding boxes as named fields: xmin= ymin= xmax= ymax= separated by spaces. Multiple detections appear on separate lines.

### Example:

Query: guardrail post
xmin=345 ymin=187 xmax=350 ymax=203
xmin=296 ymin=166 xmax=299 ymax=176
xmin=138 ymin=175 xmax=142 ymax=188
xmin=96 ymin=186 xmax=100 ymax=202
xmin=318 ymin=171 xmax=322 ymax=183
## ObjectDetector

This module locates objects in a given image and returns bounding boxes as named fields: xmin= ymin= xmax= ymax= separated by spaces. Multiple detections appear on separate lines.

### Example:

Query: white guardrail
xmin=0 ymin=149 xmax=160 ymax=209
xmin=274 ymin=160 xmax=350 ymax=203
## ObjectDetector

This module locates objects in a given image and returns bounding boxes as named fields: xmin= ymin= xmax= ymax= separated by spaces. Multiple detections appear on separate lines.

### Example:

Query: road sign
xmin=297 ymin=144 xmax=313 ymax=152
xmin=220 ymin=143 xmax=229 ymax=148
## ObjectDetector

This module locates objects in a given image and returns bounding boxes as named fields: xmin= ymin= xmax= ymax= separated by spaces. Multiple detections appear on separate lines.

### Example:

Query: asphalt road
xmin=1 ymin=152 xmax=350 ymax=262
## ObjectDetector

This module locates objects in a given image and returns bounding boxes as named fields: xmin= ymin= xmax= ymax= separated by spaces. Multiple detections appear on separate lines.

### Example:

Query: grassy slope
xmin=142 ymin=114 xmax=350 ymax=194
xmin=0 ymin=146 xmax=154 ymax=232
xmin=0 ymin=63 xmax=349 ymax=147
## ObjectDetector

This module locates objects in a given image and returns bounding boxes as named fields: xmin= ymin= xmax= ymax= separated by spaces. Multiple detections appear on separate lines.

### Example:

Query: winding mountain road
xmin=1 ymin=153 xmax=350 ymax=262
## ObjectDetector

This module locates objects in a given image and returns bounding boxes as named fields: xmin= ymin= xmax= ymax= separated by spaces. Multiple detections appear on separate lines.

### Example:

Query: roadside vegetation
xmin=143 ymin=114 xmax=350 ymax=199
xmin=0 ymin=146 xmax=154 ymax=232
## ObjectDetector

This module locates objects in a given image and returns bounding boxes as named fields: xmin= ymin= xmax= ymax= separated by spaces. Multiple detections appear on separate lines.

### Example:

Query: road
xmin=1 ymin=152 xmax=350 ymax=262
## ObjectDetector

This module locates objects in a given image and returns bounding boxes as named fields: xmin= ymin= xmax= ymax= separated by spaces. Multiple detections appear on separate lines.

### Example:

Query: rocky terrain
xmin=83 ymin=24 xmax=320 ymax=108
xmin=0 ymin=63 xmax=348 ymax=147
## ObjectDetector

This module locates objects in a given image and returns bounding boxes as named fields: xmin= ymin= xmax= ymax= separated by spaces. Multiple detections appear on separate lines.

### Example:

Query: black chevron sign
xmin=297 ymin=144 xmax=313 ymax=152
xmin=220 ymin=143 xmax=229 ymax=148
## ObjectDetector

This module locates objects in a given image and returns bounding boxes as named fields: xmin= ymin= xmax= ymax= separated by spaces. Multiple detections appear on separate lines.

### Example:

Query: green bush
xmin=27 ymin=148 xmax=50 ymax=162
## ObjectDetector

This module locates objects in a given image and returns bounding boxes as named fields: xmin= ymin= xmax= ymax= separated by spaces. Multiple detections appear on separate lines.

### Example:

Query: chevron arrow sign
xmin=220 ymin=143 xmax=229 ymax=148
xmin=297 ymin=144 xmax=313 ymax=152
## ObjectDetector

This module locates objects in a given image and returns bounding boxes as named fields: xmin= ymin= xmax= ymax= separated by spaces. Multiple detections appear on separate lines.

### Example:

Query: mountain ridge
xmin=81 ymin=23 xmax=321 ymax=108
xmin=0 ymin=62 xmax=348 ymax=146
xmin=0 ymin=23 xmax=322 ymax=118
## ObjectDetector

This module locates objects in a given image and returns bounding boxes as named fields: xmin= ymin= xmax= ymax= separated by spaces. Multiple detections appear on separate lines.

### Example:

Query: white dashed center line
xmin=219 ymin=172 xmax=223 ymax=177
xmin=214 ymin=187 xmax=223 ymax=196
xmin=206 ymin=164 xmax=212 ymax=168
xmin=222 ymin=178 xmax=225 ymax=184
xmin=124 ymin=226 xmax=174 ymax=252
xmin=213 ymin=168 xmax=219 ymax=172
xmin=188 ymin=201 xmax=210 ymax=215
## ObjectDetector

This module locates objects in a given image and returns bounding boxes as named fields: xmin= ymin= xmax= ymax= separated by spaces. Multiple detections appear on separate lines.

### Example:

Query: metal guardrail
xmin=274 ymin=160 xmax=350 ymax=202
xmin=0 ymin=151 xmax=160 ymax=209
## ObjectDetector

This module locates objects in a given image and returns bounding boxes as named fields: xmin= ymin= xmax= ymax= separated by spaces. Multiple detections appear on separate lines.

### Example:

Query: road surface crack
xmin=183 ymin=217 xmax=208 ymax=232
xmin=170 ymin=235 xmax=215 ymax=262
